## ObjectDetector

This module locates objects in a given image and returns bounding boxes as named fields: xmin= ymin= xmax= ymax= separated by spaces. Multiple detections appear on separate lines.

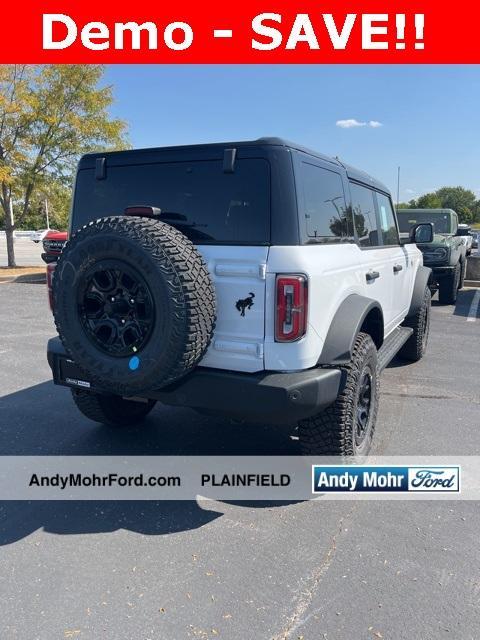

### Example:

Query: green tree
xmin=436 ymin=186 xmax=476 ymax=209
xmin=20 ymin=178 xmax=71 ymax=230
xmin=398 ymin=187 xmax=480 ymax=225
xmin=0 ymin=65 xmax=128 ymax=267
xmin=415 ymin=192 xmax=442 ymax=209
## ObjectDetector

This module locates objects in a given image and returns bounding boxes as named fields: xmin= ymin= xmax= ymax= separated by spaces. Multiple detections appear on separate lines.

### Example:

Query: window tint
xmin=350 ymin=183 xmax=380 ymax=247
xmin=301 ymin=163 xmax=352 ymax=240
xmin=72 ymin=159 xmax=270 ymax=244
xmin=376 ymin=193 xmax=399 ymax=245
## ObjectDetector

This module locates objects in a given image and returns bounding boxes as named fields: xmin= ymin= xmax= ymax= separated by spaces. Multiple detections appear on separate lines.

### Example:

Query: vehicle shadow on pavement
xmin=452 ymin=288 xmax=479 ymax=318
xmin=0 ymin=500 xmax=224 ymax=546
xmin=430 ymin=288 xmax=477 ymax=317
xmin=0 ymin=381 xmax=301 ymax=546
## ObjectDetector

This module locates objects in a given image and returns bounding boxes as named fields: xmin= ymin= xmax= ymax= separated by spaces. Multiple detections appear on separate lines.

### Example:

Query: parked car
xmin=470 ymin=231 xmax=479 ymax=249
xmin=31 ymin=228 xmax=58 ymax=243
xmin=397 ymin=208 xmax=467 ymax=304
xmin=41 ymin=230 xmax=68 ymax=264
xmin=47 ymin=138 xmax=433 ymax=457
xmin=457 ymin=224 xmax=473 ymax=256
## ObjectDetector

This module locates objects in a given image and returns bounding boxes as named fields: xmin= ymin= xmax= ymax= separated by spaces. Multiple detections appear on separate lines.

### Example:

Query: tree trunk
xmin=3 ymin=197 xmax=16 ymax=268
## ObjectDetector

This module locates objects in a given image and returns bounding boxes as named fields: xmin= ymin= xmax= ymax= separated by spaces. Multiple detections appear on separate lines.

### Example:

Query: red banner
xmin=0 ymin=0 xmax=478 ymax=63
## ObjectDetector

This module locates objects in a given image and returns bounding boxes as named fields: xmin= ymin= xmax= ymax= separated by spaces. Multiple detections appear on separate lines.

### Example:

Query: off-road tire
xmin=298 ymin=332 xmax=379 ymax=457
xmin=438 ymin=262 xmax=460 ymax=305
xmin=399 ymin=286 xmax=431 ymax=362
xmin=53 ymin=216 xmax=216 ymax=396
xmin=71 ymin=389 xmax=156 ymax=426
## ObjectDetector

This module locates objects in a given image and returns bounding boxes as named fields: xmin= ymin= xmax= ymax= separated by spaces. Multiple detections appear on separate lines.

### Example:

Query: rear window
xmin=397 ymin=211 xmax=451 ymax=234
xmin=299 ymin=162 xmax=353 ymax=241
xmin=72 ymin=159 xmax=270 ymax=244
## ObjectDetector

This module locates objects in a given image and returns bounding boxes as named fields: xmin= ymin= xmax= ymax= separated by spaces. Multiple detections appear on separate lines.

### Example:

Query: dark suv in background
xmin=397 ymin=208 xmax=467 ymax=304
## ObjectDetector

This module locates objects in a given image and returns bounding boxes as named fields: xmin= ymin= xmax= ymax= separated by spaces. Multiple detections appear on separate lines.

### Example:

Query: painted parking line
xmin=467 ymin=289 xmax=480 ymax=322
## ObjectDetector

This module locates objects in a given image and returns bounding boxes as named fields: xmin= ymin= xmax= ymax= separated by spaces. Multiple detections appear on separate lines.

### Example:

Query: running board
xmin=377 ymin=326 xmax=413 ymax=372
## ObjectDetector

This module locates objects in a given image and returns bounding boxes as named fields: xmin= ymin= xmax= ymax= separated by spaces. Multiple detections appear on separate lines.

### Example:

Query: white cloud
xmin=336 ymin=119 xmax=366 ymax=128
xmin=405 ymin=188 xmax=416 ymax=195
xmin=336 ymin=119 xmax=383 ymax=129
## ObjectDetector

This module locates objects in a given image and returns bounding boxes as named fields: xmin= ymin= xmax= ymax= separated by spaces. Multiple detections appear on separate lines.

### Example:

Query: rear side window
xmin=72 ymin=159 xmax=270 ymax=244
xmin=300 ymin=162 xmax=352 ymax=241
xmin=350 ymin=183 xmax=380 ymax=247
xmin=376 ymin=193 xmax=399 ymax=245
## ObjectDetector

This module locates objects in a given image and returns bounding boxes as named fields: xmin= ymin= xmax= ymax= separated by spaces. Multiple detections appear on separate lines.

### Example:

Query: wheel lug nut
xmin=111 ymin=297 xmax=115 ymax=302
xmin=121 ymin=319 xmax=125 ymax=324
xmin=130 ymin=299 xmax=134 ymax=304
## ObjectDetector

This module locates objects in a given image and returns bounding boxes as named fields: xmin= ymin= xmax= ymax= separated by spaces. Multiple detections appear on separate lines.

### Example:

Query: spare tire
xmin=53 ymin=216 xmax=216 ymax=396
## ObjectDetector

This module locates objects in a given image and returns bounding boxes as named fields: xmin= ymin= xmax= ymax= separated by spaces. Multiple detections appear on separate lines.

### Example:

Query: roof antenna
xmin=223 ymin=148 xmax=237 ymax=173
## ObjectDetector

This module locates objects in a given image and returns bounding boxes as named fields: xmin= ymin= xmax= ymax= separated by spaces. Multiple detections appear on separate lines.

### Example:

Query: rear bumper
xmin=47 ymin=337 xmax=342 ymax=424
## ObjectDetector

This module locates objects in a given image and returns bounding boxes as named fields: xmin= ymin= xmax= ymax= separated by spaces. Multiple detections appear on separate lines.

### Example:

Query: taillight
xmin=275 ymin=275 xmax=308 ymax=342
xmin=46 ymin=262 xmax=56 ymax=312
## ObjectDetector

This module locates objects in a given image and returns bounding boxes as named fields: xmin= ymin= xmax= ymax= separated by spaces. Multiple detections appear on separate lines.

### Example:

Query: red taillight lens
xmin=46 ymin=262 xmax=56 ymax=312
xmin=275 ymin=275 xmax=308 ymax=342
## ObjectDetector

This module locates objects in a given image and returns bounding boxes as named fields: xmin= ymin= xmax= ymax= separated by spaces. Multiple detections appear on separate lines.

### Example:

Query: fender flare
xmin=406 ymin=265 xmax=432 ymax=318
xmin=318 ymin=294 xmax=384 ymax=366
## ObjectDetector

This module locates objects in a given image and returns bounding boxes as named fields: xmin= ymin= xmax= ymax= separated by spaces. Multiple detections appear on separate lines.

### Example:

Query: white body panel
xmin=358 ymin=244 xmax=419 ymax=335
xmin=196 ymin=242 xmax=422 ymax=374
xmin=197 ymin=246 xmax=269 ymax=372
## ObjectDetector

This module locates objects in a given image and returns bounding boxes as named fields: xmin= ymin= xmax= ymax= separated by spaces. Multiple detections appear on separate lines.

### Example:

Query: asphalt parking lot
xmin=0 ymin=236 xmax=45 ymax=267
xmin=0 ymin=282 xmax=479 ymax=640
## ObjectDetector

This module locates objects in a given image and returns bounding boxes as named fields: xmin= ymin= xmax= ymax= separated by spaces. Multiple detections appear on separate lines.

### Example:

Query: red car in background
xmin=42 ymin=230 xmax=68 ymax=309
xmin=41 ymin=230 xmax=68 ymax=264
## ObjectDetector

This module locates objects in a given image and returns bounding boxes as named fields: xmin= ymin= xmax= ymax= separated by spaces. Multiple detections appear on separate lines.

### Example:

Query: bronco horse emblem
xmin=236 ymin=292 xmax=255 ymax=317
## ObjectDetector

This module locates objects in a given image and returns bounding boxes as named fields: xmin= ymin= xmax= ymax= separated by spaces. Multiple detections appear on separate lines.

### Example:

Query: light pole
xmin=396 ymin=166 xmax=401 ymax=208
xmin=44 ymin=198 xmax=50 ymax=229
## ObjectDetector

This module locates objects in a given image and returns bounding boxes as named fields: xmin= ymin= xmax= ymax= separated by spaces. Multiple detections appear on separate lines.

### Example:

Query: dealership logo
xmin=312 ymin=466 xmax=460 ymax=493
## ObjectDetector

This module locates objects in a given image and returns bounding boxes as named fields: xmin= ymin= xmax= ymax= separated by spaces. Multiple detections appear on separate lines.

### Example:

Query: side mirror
xmin=410 ymin=222 xmax=434 ymax=244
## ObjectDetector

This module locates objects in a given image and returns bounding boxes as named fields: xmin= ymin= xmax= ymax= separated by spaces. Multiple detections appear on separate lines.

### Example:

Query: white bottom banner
xmin=0 ymin=456 xmax=478 ymax=500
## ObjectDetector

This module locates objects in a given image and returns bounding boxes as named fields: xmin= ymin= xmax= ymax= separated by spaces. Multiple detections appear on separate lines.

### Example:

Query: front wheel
xmin=71 ymin=389 xmax=156 ymax=426
xmin=298 ymin=332 xmax=379 ymax=457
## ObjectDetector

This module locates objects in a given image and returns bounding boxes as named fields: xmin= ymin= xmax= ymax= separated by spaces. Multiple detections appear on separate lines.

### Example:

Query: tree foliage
xmin=0 ymin=64 xmax=128 ymax=266
xmin=399 ymin=186 xmax=480 ymax=225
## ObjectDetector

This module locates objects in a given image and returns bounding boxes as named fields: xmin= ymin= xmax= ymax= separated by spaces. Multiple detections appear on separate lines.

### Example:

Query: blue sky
xmin=105 ymin=65 xmax=480 ymax=201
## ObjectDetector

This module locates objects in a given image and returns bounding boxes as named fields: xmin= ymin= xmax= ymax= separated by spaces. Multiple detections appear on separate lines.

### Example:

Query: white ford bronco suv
xmin=47 ymin=138 xmax=434 ymax=456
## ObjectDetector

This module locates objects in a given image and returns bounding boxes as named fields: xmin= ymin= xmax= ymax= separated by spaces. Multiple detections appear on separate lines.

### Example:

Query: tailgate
xmin=196 ymin=246 xmax=269 ymax=373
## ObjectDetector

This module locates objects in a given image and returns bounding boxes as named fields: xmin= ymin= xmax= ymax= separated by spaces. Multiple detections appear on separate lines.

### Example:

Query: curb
xmin=465 ymin=280 xmax=480 ymax=288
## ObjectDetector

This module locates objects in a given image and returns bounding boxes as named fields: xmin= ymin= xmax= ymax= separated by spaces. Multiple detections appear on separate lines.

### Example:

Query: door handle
xmin=393 ymin=264 xmax=403 ymax=273
xmin=366 ymin=270 xmax=380 ymax=282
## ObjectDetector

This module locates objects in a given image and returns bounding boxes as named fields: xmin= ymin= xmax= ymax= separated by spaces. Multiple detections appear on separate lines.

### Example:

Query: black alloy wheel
xmin=79 ymin=261 xmax=155 ymax=357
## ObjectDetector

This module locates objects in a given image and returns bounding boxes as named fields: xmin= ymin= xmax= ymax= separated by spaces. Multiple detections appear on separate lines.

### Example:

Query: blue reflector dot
xmin=129 ymin=356 xmax=140 ymax=371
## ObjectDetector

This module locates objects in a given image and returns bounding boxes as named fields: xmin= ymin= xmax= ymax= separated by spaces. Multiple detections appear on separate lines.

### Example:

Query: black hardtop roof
xmin=79 ymin=137 xmax=390 ymax=194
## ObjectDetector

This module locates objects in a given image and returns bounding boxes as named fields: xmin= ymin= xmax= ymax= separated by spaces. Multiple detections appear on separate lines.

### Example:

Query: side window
xmin=451 ymin=213 xmax=458 ymax=234
xmin=301 ymin=163 xmax=353 ymax=240
xmin=350 ymin=183 xmax=380 ymax=247
xmin=376 ymin=193 xmax=399 ymax=245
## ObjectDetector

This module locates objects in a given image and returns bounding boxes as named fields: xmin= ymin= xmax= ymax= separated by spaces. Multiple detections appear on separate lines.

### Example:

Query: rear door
xmin=349 ymin=182 xmax=397 ymax=334
xmin=375 ymin=192 xmax=413 ymax=322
